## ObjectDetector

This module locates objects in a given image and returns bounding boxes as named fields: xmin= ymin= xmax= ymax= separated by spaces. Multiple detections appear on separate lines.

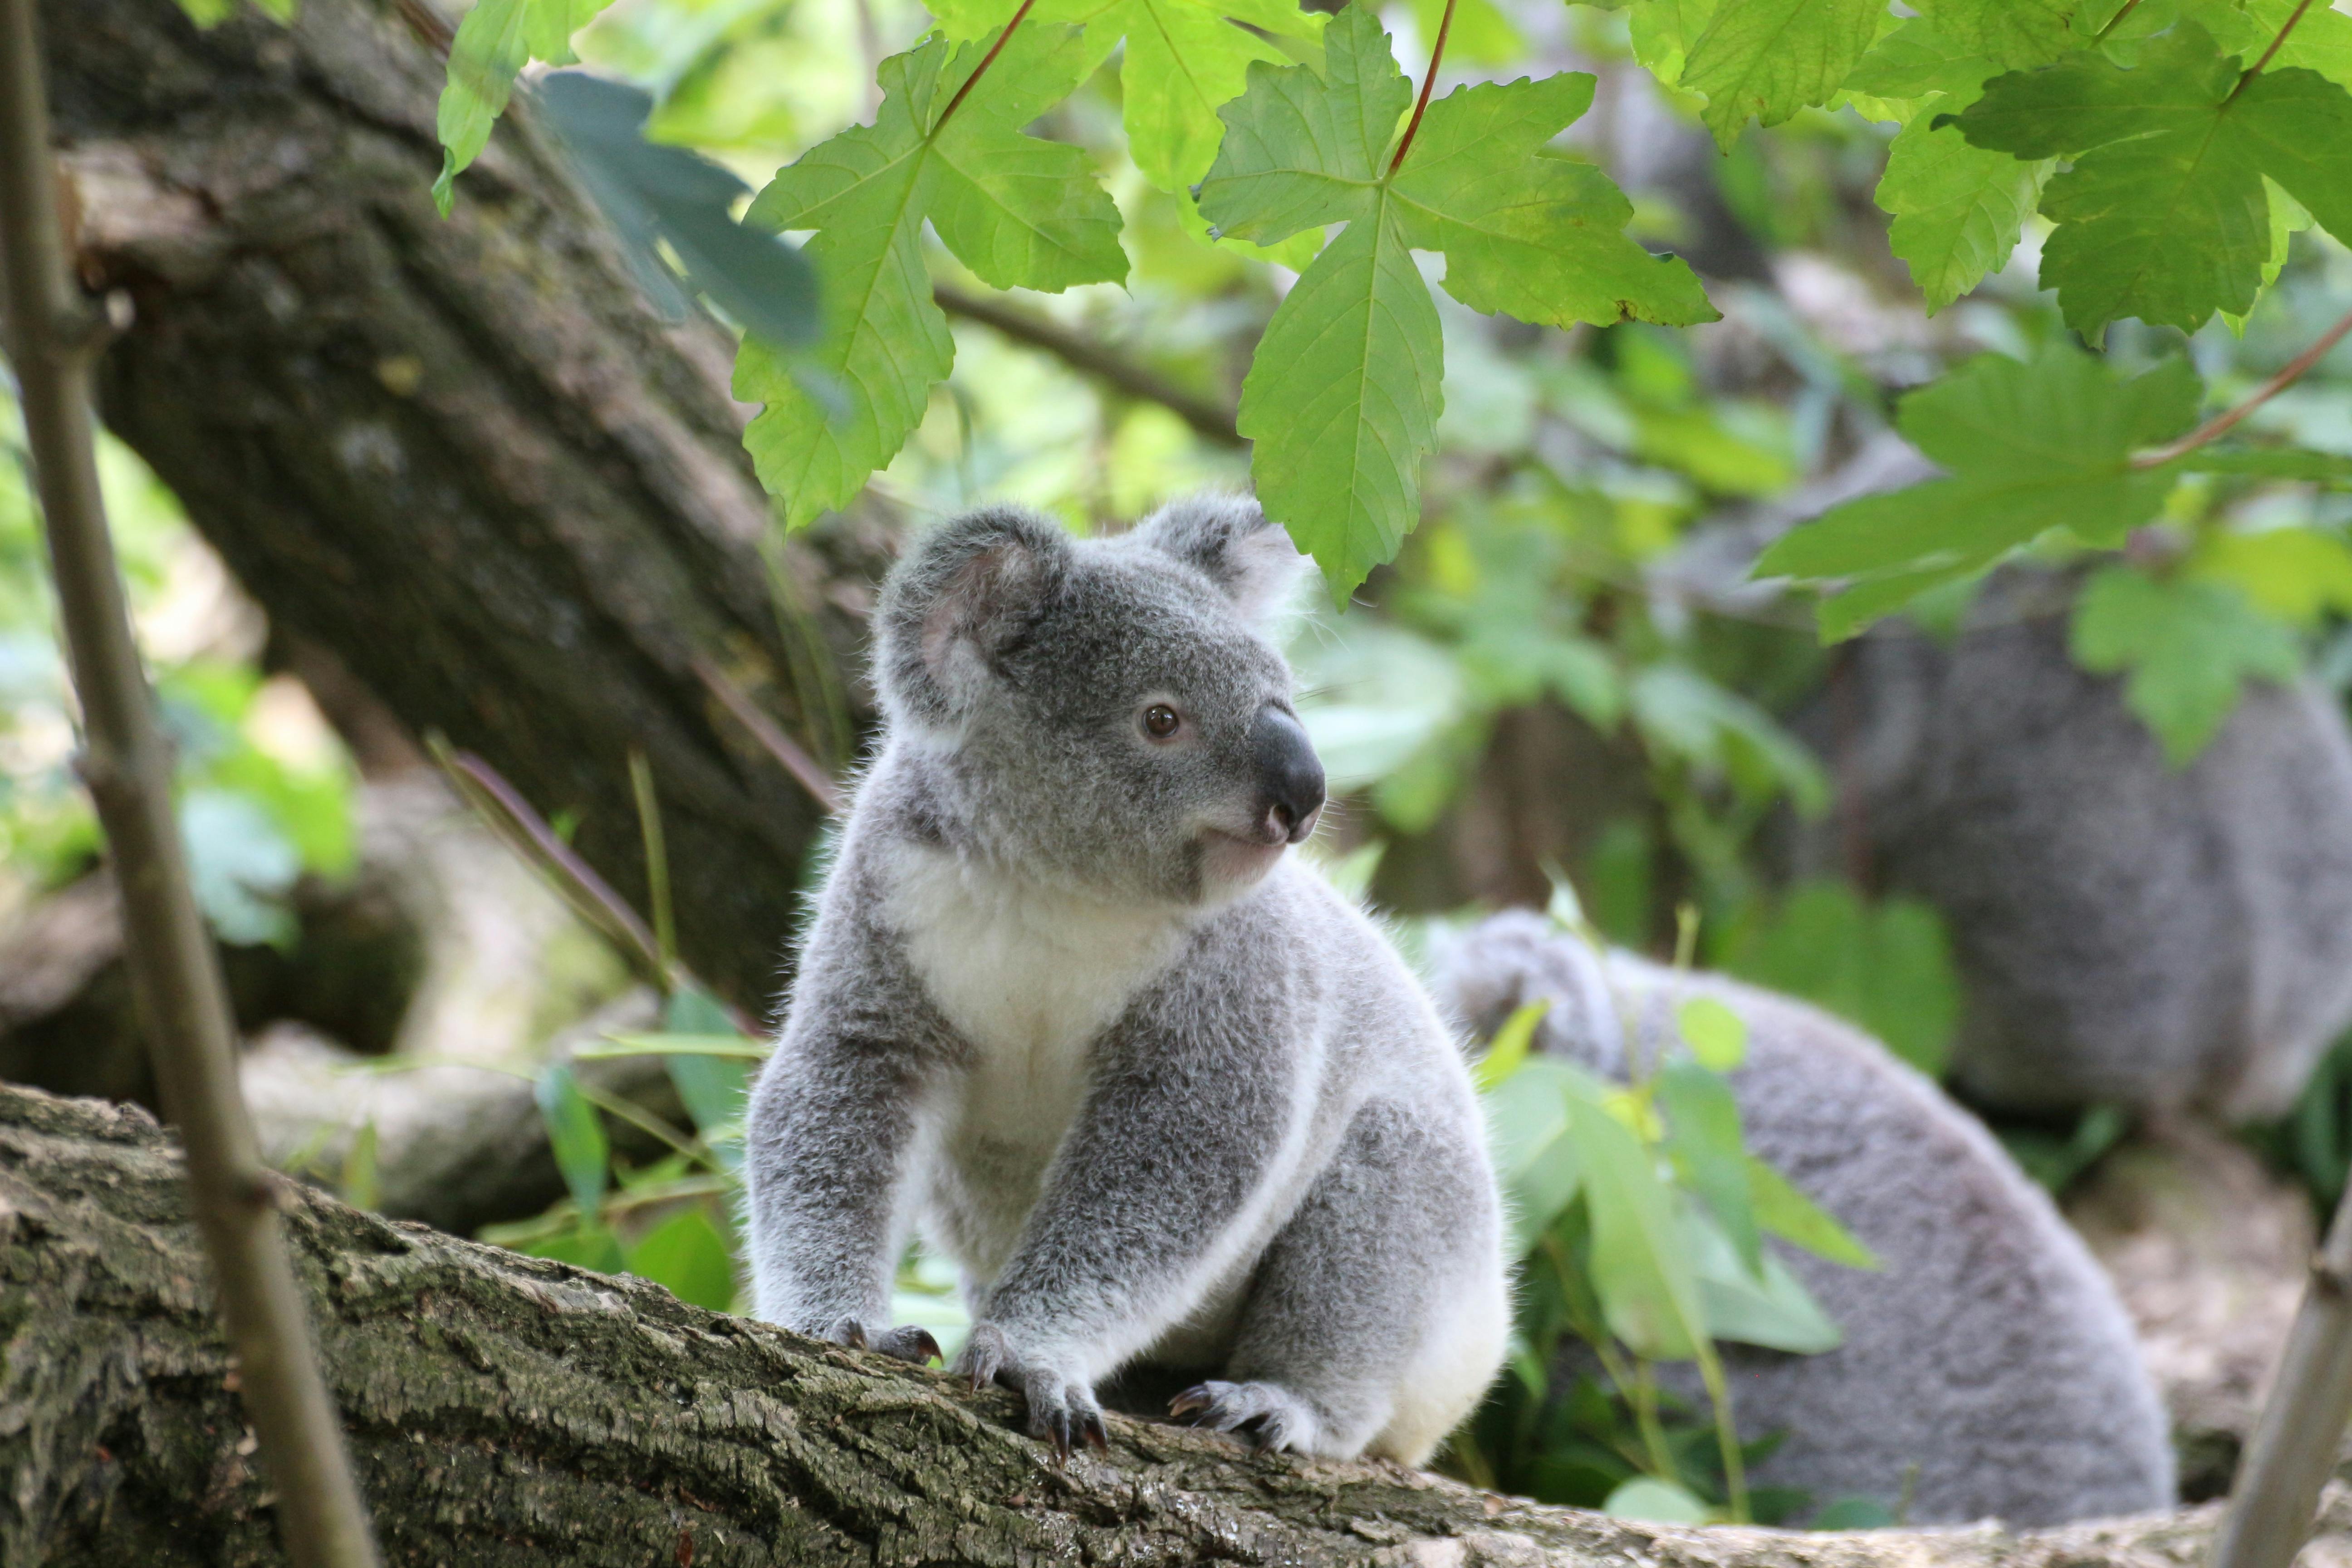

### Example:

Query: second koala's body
xmin=745 ymin=499 xmax=1507 ymax=1464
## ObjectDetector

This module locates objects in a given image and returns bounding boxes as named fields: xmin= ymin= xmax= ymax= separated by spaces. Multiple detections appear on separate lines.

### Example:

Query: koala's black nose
xmin=1251 ymin=706 xmax=1326 ymax=843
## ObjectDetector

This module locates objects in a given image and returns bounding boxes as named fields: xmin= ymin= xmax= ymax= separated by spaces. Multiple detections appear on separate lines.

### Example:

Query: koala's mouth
xmin=1200 ymin=827 xmax=1292 ymax=885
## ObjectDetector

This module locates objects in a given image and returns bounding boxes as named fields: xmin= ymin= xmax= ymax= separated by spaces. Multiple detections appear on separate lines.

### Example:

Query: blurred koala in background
xmin=1793 ymin=570 xmax=2352 ymax=1122
xmin=1439 ymin=909 xmax=2177 ymax=1528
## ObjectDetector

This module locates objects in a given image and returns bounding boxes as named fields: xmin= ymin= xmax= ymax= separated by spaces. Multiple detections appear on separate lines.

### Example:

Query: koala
xmin=1438 ymin=911 xmax=2176 ymax=1527
xmin=1795 ymin=570 xmax=2352 ymax=1121
xmin=743 ymin=497 xmax=1509 ymax=1465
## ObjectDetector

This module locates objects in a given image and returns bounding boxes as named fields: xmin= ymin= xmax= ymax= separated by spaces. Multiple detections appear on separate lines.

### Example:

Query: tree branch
xmin=0 ymin=5 xmax=377 ymax=1563
xmin=2133 ymin=303 xmax=2352 ymax=468
xmin=2 ymin=1078 xmax=2334 ymax=1566
xmin=933 ymin=283 xmax=1245 ymax=447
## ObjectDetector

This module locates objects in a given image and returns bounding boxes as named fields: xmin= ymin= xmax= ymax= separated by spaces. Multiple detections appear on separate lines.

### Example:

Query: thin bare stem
xmin=1388 ymin=0 xmax=1459 ymax=176
xmin=934 ymin=284 xmax=1244 ymax=446
xmin=628 ymin=748 xmax=677 ymax=979
xmin=2230 ymin=0 xmax=2317 ymax=101
xmin=0 ymin=2 xmax=377 ymax=1563
xmin=692 ymin=657 xmax=843 ymax=815
xmin=2134 ymin=302 xmax=2352 ymax=468
xmin=2210 ymin=1185 xmax=2352 ymax=1568
xmin=2093 ymin=0 xmax=2147 ymax=42
xmin=931 ymin=0 xmax=1039 ymax=138
xmin=430 ymin=739 xmax=666 ymax=979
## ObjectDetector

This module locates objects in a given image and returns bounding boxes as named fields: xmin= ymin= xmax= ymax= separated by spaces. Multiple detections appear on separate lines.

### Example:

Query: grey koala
xmin=1798 ymin=572 xmax=2352 ymax=1121
xmin=1439 ymin=911 xmax=2176 ymax=1527
xmin=743 ymin=497 xmax=1509 ymax=1464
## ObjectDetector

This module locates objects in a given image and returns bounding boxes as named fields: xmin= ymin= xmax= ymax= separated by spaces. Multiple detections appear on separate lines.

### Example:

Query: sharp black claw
xmin=1168 ymin=1385 xmax=1211 ymax=1420
xmin=904 ymin=1328 xmax=943 ymax=1366
xmin=835 ymin=1319 xmax=868 ymax=1351
xmin=1049 ymin=1411 xmax=1073 ymax=1463
xmin=1083 ymin=1411 xmax=1109 ymax=1453
xmin=968 ymin=1365 xmax=990 ymax=1394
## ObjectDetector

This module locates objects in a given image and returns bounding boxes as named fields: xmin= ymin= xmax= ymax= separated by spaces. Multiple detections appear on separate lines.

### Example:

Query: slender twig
xmin=933 ymin=284 xmax=1245 ymax=447
xmin=2230 ymin=0 xmax=2317 ymax=101
xmin=693 ymin=656 xmax=844 ymax=815
xmin=1388 ymin=0 xmax=1460 ymax=176
xmin=0 ymin=4 xmax=378 ymax=1564
xmin=429 ymin=739 xmax=666 ymax=978
xmin=2093 ymin=0 xmax=2147 ymax=42
xmin=930 ymin=0 xmax=1039 ymax=137
xmin=2133 ymin=303 xmax=2352 ymax=468
xmin=2210 ymin=1185 xmax=2352 ymax=1568
xmin=627 ymin=748 xmax=677 ymax=976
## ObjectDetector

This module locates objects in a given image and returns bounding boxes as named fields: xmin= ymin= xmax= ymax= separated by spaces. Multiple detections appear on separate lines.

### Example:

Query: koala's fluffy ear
xmin=875 ymin=507 xmax=1071 ymax=728
xmin=1133 ymin=495 xmax=1309 ymax=625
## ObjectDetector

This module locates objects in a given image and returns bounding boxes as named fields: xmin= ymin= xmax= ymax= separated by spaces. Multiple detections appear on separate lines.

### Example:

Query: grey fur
xmin=1438 ymin=911 xmax=2176 ymax=1527
xmin=1801 ymin=575 xmax=2352 ymax=1120
xmin=745 ymin=496 xmax=1509 ymax=1464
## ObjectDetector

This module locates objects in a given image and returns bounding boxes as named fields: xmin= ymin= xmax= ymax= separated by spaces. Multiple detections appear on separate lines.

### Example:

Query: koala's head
xmin=872 ymin=495 xmax=1324 ymax=906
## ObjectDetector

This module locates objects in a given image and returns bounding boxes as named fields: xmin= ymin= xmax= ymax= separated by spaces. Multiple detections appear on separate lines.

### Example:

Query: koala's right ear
xmin=874 ymin=507 xmax=1071 ymax=729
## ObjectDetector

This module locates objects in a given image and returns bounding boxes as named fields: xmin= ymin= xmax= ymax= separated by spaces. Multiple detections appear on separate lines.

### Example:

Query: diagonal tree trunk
xmin=0 ymin=1079 xmax=2300 ymax=1567
xmin=33 ymin=0 xmax=886 ymax=1015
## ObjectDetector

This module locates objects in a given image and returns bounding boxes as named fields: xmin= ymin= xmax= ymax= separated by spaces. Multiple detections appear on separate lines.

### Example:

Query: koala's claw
xmin=955 ymin=1323 xmax=1107 ymax=1464
xmin=1169 ymin=1380 xmax=1319 ymax=1454
xmin=826 ymin=1317 xmax=944 ymax=1366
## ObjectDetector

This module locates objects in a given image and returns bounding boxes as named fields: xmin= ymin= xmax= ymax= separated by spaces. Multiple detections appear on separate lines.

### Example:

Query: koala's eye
xmin=1143 ymin=704 xmax=1182 ymax=740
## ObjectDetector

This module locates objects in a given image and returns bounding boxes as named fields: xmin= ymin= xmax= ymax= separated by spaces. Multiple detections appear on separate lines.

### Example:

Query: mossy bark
xmin=35 ymin=0 xmax=885 ymax=1015
xmin=0 ymin=1082 xmax=2317 ymax=1567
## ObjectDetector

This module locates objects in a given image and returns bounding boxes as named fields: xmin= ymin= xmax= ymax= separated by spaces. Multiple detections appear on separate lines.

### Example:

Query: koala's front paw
xmin=956 ymin=1322 xmax=1109 ymax=1461
xmin=826 ymin=1315 xmax=944 ymax=1366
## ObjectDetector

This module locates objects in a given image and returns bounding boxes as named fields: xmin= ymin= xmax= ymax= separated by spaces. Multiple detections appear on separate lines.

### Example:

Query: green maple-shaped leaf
xmin=1879 ymin=109 xmax=2052 ymax=311
xmin=735 ymin=24 xmax=1127 ymax=527
xmin=1909 ymin=0 xmax=2079 ymax=72
xmin=1952 ymin=23 xmax=2352 ymax=334
xmin=1681 ymin=0 xmax=1885 ymax=148
xmin=936 ymin=0 xmax=1322 ymax=194
xmin=1197 ymin=4 xmax=1712 ymax=596
xmin=2071 ymin=566 xmax=2301 ymax=764
xmin=433 ymin=0 xmax=620 ymax=214
xmin=1755 ymin=347 xmax=2200 ymax=638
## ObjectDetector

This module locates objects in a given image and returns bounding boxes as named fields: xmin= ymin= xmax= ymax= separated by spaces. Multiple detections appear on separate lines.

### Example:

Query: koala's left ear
xmin=874 ymin=506 xmax=1072 ymax=728
xmin=1132 ymin=495 xmax=1310 ymax=626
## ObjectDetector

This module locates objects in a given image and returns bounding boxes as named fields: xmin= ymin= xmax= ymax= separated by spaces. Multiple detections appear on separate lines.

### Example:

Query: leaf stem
xmin=2092 ymin=0 xmax=2146 ymax=43
xmin=931 ymin=0 xmax=1039 ymax=137
xmin=2132 ymin=302 xmax=2352 ymax=468
xmin=1387 ymin=0 xmax=1458 ymax=176
xmin=2228 ymin=0 xmax=2315 ymax=103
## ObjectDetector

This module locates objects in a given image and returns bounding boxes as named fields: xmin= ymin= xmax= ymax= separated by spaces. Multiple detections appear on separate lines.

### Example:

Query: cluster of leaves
xmin=1449 ymin=896 xmax=1883 ymax=1524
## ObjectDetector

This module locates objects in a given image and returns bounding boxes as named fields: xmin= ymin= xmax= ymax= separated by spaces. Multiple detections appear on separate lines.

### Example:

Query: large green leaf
xmin=1911 ymin=0 xmax=2080 ymax=71
xmin=1756 ymin=347 xmax=2200 ymax=635
xmin=534 ymin=1063 xmax=611 ymax=1217
xmin=1389 ymin=77 xmax=1718 ymax=328
xmin=625 ymin=1207 xmax=739 ymax=1311
xmin=1658 ymin=1062 xmax=1759 ymax=1274
xmin=1953 ymin=24 xmax=2352 ymax=333
xmin=736 ymin=26 xmax=1125 ymax=526
xmin=1199 ymin=4 xmax=1709 ymax=594
xmin=1681 ymin=0 xmax=1885 ymax=148
xmin=2070 ymin=566 xmax=2302 ymax=764
xmin=1878 ymin=102 xmax=2052 ymax=312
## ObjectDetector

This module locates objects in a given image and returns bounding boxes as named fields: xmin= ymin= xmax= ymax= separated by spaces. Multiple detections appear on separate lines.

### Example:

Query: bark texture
xmin=0 ymin=1080 xmax=2330 ymax=1567
xmin=36 ymin=0 xmax=888 ymax=1014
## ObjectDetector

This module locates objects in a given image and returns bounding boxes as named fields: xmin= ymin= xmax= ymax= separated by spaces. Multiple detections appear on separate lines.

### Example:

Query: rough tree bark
xmin=34 ymin=0 xmax=887 ymax=1014
xmin=0 ymin=1079 xmax=2317 ymax=1568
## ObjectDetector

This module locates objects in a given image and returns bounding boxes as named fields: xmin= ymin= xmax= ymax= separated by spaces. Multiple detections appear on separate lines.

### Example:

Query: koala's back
xmin=1440 ymin=913 xmax=2175 ymax=1527
xmin=1818 ymin=602 xmax=2352 ymax=1120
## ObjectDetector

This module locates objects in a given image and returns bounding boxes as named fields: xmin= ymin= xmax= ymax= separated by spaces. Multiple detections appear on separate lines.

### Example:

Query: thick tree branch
xmin=0 ymin=1080 xmax=2325 ymax=1567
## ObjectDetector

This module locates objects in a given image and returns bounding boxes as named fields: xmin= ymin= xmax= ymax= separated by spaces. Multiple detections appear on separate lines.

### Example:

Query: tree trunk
xmin=0 ymin=1080 xmax=2305 ymax=1567
xmin=33 ymin=0 xmax=888 ymax=1014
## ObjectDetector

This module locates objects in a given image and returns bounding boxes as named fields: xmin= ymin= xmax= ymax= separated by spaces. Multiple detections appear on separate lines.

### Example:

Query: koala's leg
xmin=1176 ymin=1098 xmax=1507 ymax=1465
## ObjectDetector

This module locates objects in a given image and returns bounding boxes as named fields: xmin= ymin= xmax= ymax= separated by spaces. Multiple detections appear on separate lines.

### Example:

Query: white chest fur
xmin=882 ymin=844 xmax=1189 ymax=1146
